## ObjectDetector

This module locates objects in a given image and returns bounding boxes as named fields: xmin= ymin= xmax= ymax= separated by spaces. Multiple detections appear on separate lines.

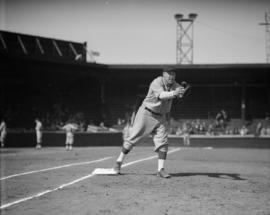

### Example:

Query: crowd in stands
xmin=167 ymin=110 xmax=270 ymax=137
xmin=1 ymin=105 xmax=270 ymax=137
xmin=0 ymin=104 xmax=89 ymax=132
xmin=118 ymin=109 xmax=270 ymax=137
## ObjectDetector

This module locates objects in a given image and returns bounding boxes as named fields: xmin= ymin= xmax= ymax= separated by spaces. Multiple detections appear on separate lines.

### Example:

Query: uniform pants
xmin=36 ymin=131 xmax=42 ymax=143
xmin=124 ymin=105 xmax=168 ymax=152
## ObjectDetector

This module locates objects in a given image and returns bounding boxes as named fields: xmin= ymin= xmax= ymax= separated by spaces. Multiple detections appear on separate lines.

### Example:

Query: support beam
xmin=35 ymin=38 xmax=44 ymax=54
xmin=0 ymin=33 xmax=7 ymax=50
xmin=17 ymin=35 xmax=28 ymax=54
xmin=52 ymin=40 xmax=62 ymax=56
xmin=69 ymin=42 xmax=82 ymax=60
xmin=69 ymin=42 xmax=78 ymax=56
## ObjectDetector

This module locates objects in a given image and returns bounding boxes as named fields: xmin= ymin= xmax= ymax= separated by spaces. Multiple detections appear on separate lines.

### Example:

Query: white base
xmin=92 ymin=168 xmax=118 ymax=175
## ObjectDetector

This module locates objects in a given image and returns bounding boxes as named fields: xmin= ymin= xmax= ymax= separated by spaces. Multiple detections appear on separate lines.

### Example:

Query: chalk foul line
xmin=0 ymin=157 xmax=112 ymax=181
xmin=0 ymin=147 xmax=181 ymax=210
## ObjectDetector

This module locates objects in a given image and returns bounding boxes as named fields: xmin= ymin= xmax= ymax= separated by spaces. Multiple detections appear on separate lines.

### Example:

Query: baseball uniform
xmin=62 ymin=123 xmax=77 ymax=150
xmin=114 ymin=68 xmax=188 ymax=178
xmin=0 ymin=120 xmax=7 ymax=147
xmin=123 ymin=76 xmax=181 ymax=151
xmin=35 ymin=119 xmax=43 ymax=148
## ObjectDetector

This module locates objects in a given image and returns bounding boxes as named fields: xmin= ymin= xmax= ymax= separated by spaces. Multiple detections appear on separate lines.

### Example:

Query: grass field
xmin=0 ymin=145 xmax=270 ymax=215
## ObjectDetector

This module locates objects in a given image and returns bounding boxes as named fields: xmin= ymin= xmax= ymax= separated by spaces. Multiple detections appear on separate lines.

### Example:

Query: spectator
xmin=260 ymin=126 xmax=269 ymax=136
xmin=233 ymin=127 xmax=240 ymax=135
xmin=225 ymin=126 xmax=233 ymax=135
xmin=198 ymin=121 xmax=206 ymax=134
xmin=168 ymin=117 xmax=178 ymax=135
xmin=215 ymin=109 xmax=229 ymax=129
xmin=175 ymin=125 xmax=182 ymax=136
xmin=206 ymin=123 xmax=214 ymax=136
xmin=239 ymin=125 xmax=248 ymax=136
xmin=194 ymin=119 xmax=200 ymax=134
xmin=255 ymin=122 xmax=263 ymax=137
xmin=266 ymin=126 xmax=270 ymax=135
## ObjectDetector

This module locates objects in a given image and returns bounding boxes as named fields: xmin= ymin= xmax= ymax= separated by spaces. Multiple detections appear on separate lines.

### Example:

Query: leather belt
xmin=144 ymin=107 xmax=162 ymax=116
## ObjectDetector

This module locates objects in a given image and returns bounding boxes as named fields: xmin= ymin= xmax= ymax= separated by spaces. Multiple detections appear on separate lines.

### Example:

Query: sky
xmin=0 ymin=0 xmax=269 ymax=64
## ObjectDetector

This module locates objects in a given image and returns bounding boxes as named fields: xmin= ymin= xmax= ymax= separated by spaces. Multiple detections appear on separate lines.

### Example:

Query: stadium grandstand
xmin=1 ymin=31 xmax=270 ymax=146
xmin=0 ymin=30 xmax=87 ymax=62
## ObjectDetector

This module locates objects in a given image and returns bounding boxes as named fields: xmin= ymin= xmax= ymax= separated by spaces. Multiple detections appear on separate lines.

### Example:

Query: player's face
xmin=163 ymin=71 xmax=176 ymax=85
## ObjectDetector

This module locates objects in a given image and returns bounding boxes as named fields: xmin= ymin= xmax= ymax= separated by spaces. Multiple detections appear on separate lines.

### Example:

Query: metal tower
xmin=174 ymin=13 xmax=197 ymax=64
xmin=260 ymin=12 xmax=270 ymax=63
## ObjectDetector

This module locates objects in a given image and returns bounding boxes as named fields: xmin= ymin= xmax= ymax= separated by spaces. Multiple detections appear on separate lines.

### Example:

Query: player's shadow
xmin=170 ymin=172 xmax=246 ymax=181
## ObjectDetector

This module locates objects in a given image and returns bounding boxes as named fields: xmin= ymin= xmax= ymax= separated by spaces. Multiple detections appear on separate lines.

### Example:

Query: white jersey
xmin=0 ymin=121 xmax=7 ymax=135
xmin=35 ymin=121 xmax=43 ymax=131
xmin=35 ymin=120 xmax=43 ymax=144
xmin=63 ymin=123 xmax=77 ymax=135
xmin=63 ymin=123 xmax=77 ymax=145
xmin=143 ymin=76 xmax=181 ymax=114
xmin=0 ymin=121 xmax=7 ymax=142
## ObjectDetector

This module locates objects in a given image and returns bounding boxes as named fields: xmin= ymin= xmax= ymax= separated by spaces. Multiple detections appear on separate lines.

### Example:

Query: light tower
xmin=174 ymin=13 xmax=198 ymax=64
xmin=259 ymin=12 xmax=270 ymax=63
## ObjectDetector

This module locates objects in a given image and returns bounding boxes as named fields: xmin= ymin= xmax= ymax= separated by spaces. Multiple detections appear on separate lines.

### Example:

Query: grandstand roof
xmin=108 ymin=63 xmax=270 ymax=70
xmin=107 ymin=63 xmax=270 ymax=85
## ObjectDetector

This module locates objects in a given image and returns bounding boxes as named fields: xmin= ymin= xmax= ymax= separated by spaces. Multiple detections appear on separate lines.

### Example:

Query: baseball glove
xmin=180 ymin=81 xmax=191 ymax=98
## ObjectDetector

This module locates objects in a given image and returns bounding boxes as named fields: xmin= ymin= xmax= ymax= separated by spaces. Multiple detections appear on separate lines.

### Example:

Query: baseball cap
xmin=163 ymin=67 xmax=176 ymax=74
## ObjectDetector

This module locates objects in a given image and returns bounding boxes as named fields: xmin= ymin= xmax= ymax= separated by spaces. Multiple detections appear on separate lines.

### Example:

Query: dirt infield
xmin=1 ymin=146 xmax=270 ymax=215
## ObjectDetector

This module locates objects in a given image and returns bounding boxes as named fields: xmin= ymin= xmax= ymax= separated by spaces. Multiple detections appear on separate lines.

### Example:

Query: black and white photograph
xmin=0 ymin=0 xmax=270 ymax=214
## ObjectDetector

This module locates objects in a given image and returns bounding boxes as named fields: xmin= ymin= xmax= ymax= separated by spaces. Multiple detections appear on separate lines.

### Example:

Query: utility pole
xmin=259 ymin=12 xmax=270 ymax=63
xmin=174 ymin=13 xmax=198 ymax=64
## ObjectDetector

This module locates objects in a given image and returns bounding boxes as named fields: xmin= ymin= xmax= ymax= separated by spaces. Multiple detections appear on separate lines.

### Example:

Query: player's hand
xmin=173 ymin=86 xmax=185 ymax=98
xmin=174 ymin=82 xmax=191 ymax=99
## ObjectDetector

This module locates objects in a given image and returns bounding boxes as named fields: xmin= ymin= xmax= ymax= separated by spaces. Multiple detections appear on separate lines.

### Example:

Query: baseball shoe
xmin=157 ymin=168 xmax=171 ymax=178
xmin=113 ymin=161 xmax=122 ymax=174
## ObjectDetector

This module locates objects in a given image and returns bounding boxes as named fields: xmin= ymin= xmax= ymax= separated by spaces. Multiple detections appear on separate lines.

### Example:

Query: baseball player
xmin=113 ymin=67 xmax=189 ymax=178
xmin=182 ymin=122 xmax=191 ymax=146
xmin=35 ymin=118 xmax=43 ymax=149
xmin=0 ymin=118 xmax=7 ymax=147
xmin=62 ymin=122 xmax=78 ymax=150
